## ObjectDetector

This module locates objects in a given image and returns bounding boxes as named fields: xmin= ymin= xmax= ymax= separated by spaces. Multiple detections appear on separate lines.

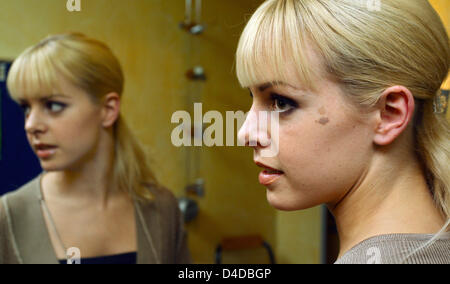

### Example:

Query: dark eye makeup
xmin=18 ymin=99 xmax=67 ymax=117
xmin=19 ymin=102 xmax=30 ymax=116
xmin=269 ymin=92 xmax=298 ymax=114
xmin=45 ymin=101 xmax=67 ymax=113
xmin=248 ymin=89 xmax=299 ymax=115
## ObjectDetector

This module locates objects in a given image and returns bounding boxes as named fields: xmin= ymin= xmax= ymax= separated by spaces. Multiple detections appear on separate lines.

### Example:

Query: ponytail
xmin=415 ymin=92 xmax=450 ymax=220
xmin=401 ymin=91 xmax=450 ymax=262
xmin=114 ymin=115 xmax=159 ymax=201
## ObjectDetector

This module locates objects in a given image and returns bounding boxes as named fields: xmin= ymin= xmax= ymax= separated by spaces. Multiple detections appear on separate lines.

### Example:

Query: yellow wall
xmin=0 ymin=0 xmax=322 ymax=264
xmin=430 ymin=0 xmax=450 ymax=27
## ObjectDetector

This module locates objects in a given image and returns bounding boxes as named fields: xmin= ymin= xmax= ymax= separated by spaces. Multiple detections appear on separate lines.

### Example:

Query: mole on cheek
xmin=316 ymin=117 xmax=330 ymax=125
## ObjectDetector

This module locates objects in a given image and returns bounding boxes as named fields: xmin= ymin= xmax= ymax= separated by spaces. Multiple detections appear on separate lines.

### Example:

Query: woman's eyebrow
xmin=39 ymin=94 xmax=71 ymax=100
xmin=17 ymin=94 xmax=70 ymax=104
xmin=257 ymin=81 xmax=300 ymax=92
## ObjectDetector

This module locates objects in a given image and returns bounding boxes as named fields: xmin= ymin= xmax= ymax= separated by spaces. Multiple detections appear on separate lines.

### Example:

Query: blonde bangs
xmin=7 ymin=44 xmax=62 ymax=102
xmin=236 ymin=0 xmax=316 ymax=90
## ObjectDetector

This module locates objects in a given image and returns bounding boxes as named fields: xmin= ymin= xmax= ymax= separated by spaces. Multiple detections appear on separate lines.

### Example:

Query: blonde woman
xmin=0 ymin=33 xmax=191 ymax=264
xmin=237 ymin=0 xmax=450 ymax=264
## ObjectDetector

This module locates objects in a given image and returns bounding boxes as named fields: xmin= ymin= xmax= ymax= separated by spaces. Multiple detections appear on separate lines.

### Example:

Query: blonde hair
xmin=237 ymin=0 xmax=450 ymax=259
xmin=7 ymin=32 xmax=158 ymax=201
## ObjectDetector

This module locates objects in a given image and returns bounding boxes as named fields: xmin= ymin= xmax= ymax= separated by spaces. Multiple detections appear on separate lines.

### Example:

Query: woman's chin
xmin=39 ymin=162 xmax=65 ymax=172
xmin=267 ymin=191 xmax=297 ymax=211
xmin=266 ymin=190 xmax=314 ymax=211
xmin=41 ymin=166 xmax=60 ymax=172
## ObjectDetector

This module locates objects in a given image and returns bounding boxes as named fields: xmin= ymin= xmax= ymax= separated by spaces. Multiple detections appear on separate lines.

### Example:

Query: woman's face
xmin=238 ymin=59 xmax=377 ymax=211
xmin=19 ymin=79 xmax=103 ymax=172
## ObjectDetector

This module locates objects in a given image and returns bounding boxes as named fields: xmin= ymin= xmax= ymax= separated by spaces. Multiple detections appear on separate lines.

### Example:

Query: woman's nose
xmin=25 ymin=109 xmax=47 ymax=135
xmin=238 ymin=110 xmax=271 ymax=148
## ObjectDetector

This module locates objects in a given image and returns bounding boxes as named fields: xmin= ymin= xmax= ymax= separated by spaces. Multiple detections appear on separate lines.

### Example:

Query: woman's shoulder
xmin=1 ymin=175 xmax=42 ymax=210
xmin=143 ymin=183 xmax=178 ymax=205
xmin=135 ymin=184 xmax=185 ymax=240
xmin=0 ymin=175 xmax=42 ymax=264
xmin=335 ymin=232 xmax=450 ymax=264
xmin=0 ymin=175 xmax=42 ymax=234
xmin=137 ymin=183 xmax=180 ymax=216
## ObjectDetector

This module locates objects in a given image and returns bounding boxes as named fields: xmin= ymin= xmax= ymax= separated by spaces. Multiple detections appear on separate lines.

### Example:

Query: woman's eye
xmin=270 ymin=93 xmax=298 ymax=113
xmin=46 ymin=102 xmax=66 ymax=113
xmin=20 ymin=104 xmax=30 ymax=116
xmin=274 ymin=98 xmax=288 ymax=110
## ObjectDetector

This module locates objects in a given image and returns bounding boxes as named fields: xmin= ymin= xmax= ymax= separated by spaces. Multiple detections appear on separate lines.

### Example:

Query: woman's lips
xmin=258 ymin=170 xmax=284 ymax=186
xmin=255 ymin=161 xmax=284 ymax=186
xmin=37 ymin=148 xmax=57 ymax=159
xmin=35 ymin=145 xmax=58 ymax=159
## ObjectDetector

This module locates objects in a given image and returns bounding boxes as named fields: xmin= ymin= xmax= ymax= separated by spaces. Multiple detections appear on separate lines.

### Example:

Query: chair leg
xmin=262 ymin=241 xmax=276 ymax=264
xmin=215 ymin=245 xmax=222 ymax=264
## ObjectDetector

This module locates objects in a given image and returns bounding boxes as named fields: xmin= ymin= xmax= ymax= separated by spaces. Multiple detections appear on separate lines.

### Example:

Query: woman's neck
xmin=329 ymin=150 xmax=446 ymax=258
xmin=41 ymin=132 xmax=123 ymax=209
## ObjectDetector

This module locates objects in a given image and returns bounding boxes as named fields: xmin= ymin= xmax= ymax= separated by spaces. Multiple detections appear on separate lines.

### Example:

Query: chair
xmin=215 ymin=234 xmax=276 ymax=264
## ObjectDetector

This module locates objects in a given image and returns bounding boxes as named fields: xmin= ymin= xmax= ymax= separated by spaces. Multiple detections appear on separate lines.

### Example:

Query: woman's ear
xmin=373 ymin=86 xmax=415 ymax=146
xmin=101 ymin=92 xmax=120 ymax=128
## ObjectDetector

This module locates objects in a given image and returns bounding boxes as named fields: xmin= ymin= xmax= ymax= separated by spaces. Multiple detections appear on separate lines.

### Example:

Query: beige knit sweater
xmin=335 ymin=232 xmax=450 ymax=264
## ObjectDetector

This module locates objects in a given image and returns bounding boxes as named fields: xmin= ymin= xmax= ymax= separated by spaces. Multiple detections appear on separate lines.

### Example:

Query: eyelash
xmin=45 ymin=101 xmax=67 ymax=113
xmin=19 ymin=101 xmax=67 ymax=116
xmin=19 ymin=103 xmax=30 ymax=115
xmin=269 ymin=93 xmax=298 ymax=114
xmin=249 ymin=91 xmax=298 ymax=114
